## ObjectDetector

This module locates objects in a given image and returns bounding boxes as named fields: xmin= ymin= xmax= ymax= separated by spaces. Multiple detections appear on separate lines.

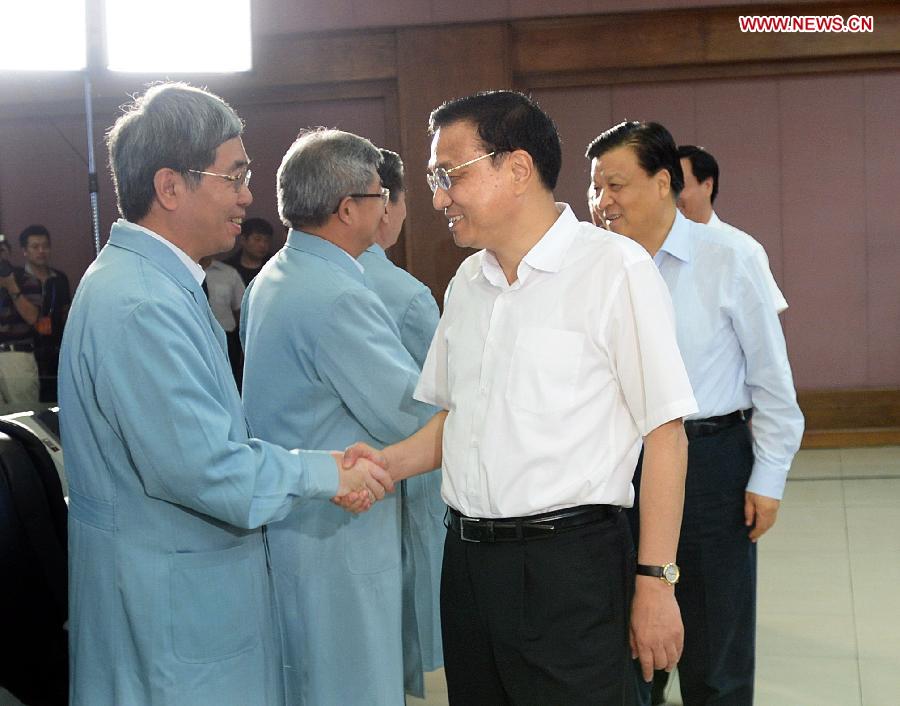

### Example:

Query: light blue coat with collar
xmin=241 ymin=231 xmax=439 ymax=706
xmin=358 ymin=244 xmax=445 ymax=696
xmin=59 ymin=221 xmax=338 ymax=706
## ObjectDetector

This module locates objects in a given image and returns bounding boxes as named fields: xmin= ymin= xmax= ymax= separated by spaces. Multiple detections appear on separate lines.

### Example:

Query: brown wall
xmin=0 ymin=0 xmax=897 ymax=391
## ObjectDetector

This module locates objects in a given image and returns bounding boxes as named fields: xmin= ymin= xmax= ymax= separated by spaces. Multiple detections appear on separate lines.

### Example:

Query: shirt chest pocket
xmin=505 ymin=327 xmax=585 ymax=414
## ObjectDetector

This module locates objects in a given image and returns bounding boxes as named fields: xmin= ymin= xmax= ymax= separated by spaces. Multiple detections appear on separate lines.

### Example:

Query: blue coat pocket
xmin=170 ymin=543 xmax=262 ymax=663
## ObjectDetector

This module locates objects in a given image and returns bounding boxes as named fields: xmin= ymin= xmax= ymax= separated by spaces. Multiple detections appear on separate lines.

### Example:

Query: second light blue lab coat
xmin=359 ymin=244 xmax=446 ymax=696
xmin=241 ymin=232 xmax=439 ymax=706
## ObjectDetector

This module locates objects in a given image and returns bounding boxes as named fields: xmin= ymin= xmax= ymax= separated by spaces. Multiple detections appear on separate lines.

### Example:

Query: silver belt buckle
xmin=459 ymin=517 xmax=489 ymax=542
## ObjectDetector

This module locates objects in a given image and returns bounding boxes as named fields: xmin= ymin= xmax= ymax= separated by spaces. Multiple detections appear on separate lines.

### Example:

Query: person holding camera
xmin=0 ymin=232 xmax=41 ymax=413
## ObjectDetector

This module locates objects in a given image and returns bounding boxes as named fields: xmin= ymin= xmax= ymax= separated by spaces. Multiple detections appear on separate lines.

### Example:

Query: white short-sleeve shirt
xmin=414 ymin=204 xmax=697 ymax=518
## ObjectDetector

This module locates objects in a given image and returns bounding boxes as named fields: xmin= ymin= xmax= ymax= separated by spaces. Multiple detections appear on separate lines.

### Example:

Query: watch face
xmin=663 ymin=563 xmax=680 ymax=583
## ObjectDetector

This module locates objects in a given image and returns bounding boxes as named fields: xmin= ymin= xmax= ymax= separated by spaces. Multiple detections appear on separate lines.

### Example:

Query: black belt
xmin=684 ymin=409 xmax=751 ymax=440
xmin=0 ymin=342 xmax=34 ymax=353
xmin=448 ymin=504 xmax=621 ymax=543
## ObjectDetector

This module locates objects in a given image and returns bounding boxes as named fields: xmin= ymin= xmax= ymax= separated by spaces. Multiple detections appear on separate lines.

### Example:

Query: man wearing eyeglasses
xmin=345 ymin=91 xmax=697 ymax=705
xmin=241 ymin=128 xmax=441 ymax=705
xmin=58 ymin=84 xmax=392 ymax=706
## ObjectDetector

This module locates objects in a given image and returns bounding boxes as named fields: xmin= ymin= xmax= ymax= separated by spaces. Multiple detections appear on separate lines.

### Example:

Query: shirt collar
xmin=286 ymin=230 xmax=365 ymax=282
xmin=365 ymin=244 xmax=388 ymax=259
xmin=654 ymin=210 xmax=692 ymax=266
xmin=707 ymin=210 xmax=723 ymax=228
xmin=479 ymin=203 xmax=577 ymax=288
xmin=123 ymin=220 xmax=206 ymax=285
xmin=108 ymin=219 xmax=206 ymax=289
xmin=23 ymin=263 xmax=59 ymax=279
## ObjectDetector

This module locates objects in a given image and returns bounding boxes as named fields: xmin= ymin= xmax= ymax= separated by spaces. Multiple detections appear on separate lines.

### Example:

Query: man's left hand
xmin=744 ymin=491 xmax=780 ymax=542
xmin=630 ymin=578 xmax=683 ymax=682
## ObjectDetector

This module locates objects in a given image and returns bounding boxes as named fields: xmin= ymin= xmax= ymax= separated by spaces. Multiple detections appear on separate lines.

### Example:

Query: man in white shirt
xmin=676 ymin=144 xmax=788 ymax=314
xmin=199 ymin=256 xmax=244 ymax=384
xmin=346 ymin=90 xmax=698 ymax=705
xmin=587 ymin=122 xmax=804 ymax=706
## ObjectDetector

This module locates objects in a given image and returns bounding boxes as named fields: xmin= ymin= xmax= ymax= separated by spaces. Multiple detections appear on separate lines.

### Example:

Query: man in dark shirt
xmin=0 ymin=230 xmax=42 ymax=412
xmin=18 ymin=225 xmax=71 ymax=403
xmin=226 ymin=217 xmax=274 ymax=286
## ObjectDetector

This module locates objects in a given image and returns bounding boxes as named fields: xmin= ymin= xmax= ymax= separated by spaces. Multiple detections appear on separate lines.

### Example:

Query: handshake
xmin=330 ymin=443 xmax=394 ymax=514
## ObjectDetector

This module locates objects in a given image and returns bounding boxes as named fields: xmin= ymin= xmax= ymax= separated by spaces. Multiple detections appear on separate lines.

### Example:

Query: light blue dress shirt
xmin=653 ymin=211 xmax=804 ymax=498
xmin=59 ymin=221 xmax=338 ymax=706
xmin=359 ymin=244 xmax=444 ymax=696
xmin=241 ymin=231 xmax=439 ymax=706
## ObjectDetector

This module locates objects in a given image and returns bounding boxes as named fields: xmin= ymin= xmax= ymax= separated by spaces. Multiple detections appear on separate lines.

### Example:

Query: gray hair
xmin=277 ymin=128 xmax=381 ymax=230
xmin=106 ymin=82 xmax=244 ymax=222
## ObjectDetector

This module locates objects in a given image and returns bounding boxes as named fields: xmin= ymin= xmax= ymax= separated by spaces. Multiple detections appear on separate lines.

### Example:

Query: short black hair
xmin=240 ymin=217 xmax=274 ymax=239
xmin=19 ymin=224 xmax=51 ymax=249
xmin=678 ymin=144 xmax=719 ymax=204
xmin=585 ymin=121 xmax=684 ymax=197
xmin=377 ymin=149 xmax=404 ymax=204
xmin=429 ymin=90 xmax=562 ymax=191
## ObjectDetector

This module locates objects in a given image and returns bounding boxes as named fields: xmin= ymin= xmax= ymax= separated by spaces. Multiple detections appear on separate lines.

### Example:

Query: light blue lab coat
xmin=241 ymin=232 xmax=439 ymax=706
xmin=58 ymin=221 xmax=338 ymax=706
xmin=359 ymin=244 xmax=445 ymax=697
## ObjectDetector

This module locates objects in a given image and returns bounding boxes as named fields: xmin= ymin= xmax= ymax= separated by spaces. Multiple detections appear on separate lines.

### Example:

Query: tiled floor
xmin=409 ymin=446 xmax=900 ymax=706
xmin=4 ymin=447 xmax=897 ymax=706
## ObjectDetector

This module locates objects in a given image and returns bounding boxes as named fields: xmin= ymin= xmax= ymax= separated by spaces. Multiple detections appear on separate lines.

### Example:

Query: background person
xmin=586 ymin=121 xmax=803 ymax=706
xmin=241 ymin=129 xmax=440 ymax=705
xmin=18 ymin=224 xmax=71 ymax=403
xmin=359 ymin=147 xmax=445 ymax=697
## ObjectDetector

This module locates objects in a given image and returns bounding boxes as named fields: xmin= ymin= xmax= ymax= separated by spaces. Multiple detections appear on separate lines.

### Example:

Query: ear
xmin=700 ymin=177 xmax=714 ymax=198
xmin=153 ymin=168 xmax=181 ymax=212
xmin=655 ymin=168 xmax=672 ymax=199
xmin=508 ymin=150 xmax=534 ymax=196
xmin=333 ymin=197 xmax=354 ymax=226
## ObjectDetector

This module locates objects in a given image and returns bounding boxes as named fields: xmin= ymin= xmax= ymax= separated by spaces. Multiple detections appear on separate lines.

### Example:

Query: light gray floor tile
xmin=859 ymin=658 xmax=900 ymax=706
xmin=406 ymin=669 xmax=448 ymax=706
xmin=761 ymin=504 xmax=848 ymax=555
xmin=842 ymin=477 xmax=900 ymax=507
xmin=755 ymin=656 xmax=862 ymax=706
xmin=841 ymin=446 xmax=900 ymax=478
xmin=789 ymin=449 xmax=843 ymax=479
xmin=758 ymin=551 xmax=853 ymax=616
xmin=781 ymin=477 xmax=845 ymax=507
xmin=846 ymin=507 xmax=900 ymax=555
xmin=757 ymin=611 xmax=857 ymax=659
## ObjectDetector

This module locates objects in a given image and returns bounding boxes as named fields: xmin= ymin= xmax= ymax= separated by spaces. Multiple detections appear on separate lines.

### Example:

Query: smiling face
xmin=181 ymin=137 xmax=253 ymax=259
xmin=588 ymin=145 xmax=672 ymax=241
xmin=428 ymin=120 xmax=510 ymax=252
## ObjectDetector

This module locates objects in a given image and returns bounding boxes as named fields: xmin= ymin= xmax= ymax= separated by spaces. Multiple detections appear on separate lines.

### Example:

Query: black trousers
xmin=441 ymin=510 xmax=635 ymax=706
xmin=628 ymin=421 xmax=756 ymax=706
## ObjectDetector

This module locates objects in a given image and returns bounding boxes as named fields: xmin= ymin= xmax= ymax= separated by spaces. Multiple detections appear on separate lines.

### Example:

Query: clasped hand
xmin=329 ymin=443 xmax=393 ymax=514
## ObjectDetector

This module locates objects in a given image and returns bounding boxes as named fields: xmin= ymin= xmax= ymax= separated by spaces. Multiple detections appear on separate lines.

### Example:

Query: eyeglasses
xmin=426 ymin=151 xmax=498 ymax=193
xmin=333 ymin=187 xmax=390 ymax=213
xmin=187 ymin=168 xmax=252 ymax=192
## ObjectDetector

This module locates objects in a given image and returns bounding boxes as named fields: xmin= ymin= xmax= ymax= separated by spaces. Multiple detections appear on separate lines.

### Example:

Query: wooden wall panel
xmin=863 ymin=73 xmax=900 ymax=386
xmin=780 ymin=75 xmax=868 ymax=389
xmin=395 ymin=24 xmax=512 ymax=302
xmin=528 ymin=86 xmax=613 ymax=222
xmin=234 ymin=96 xmax=390 ymax=250
xmin=693 ymin=79 xmax=784 ymax=287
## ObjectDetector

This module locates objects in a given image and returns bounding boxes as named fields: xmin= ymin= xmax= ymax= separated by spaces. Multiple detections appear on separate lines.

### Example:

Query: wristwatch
xmin=636 ymin=562 xmax=680 ymax=586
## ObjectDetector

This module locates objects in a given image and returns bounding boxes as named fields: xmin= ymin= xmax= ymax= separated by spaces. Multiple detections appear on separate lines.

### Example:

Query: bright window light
xmin=0 ymin=1 xmax=87 ymax=71
xmin=106 ymin=0 xmax=252 ymax=73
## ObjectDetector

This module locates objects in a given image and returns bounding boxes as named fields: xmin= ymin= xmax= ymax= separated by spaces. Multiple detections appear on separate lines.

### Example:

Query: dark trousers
xmin=441 ymin=510 xmax=635 ymax=706
xmin=225 ymin=329 xmax=243 ymax=391
xmin=628 ymin=422 xmax=756 ymax=706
